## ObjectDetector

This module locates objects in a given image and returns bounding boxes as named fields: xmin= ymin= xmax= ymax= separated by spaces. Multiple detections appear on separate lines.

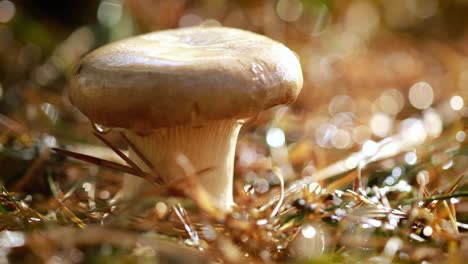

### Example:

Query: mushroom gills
xmin=123 ymin=118 xmax=241 ymax=211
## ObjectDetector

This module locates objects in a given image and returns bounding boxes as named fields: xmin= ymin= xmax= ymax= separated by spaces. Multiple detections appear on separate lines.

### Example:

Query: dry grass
xmin=1 ymin=111 xmax=466 ymax=263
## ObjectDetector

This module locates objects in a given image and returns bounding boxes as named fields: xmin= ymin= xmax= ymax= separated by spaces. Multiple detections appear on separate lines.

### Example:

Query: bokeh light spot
xmin=345 ymin=0 xmax=380 ymax=39
xmin=302 ymin=225 xmax=317 ymax=238
xmin=0 ymin=1 xmax=15 ymax=23
xmin=97 ymin=0 xmax=122 ymax=28
xmin=315 ymin=123 xmax=337 ymax=148
xmin=276 ymin=0 xmax=303 ymax=22
xmin=455 ymin=131 xmax=465 ymax=142
xmin=449 ymin=95 xmax=464 ymax=111
xmin=331 ymin=129 xmax=352 ymax=149
xmin=404 ymin=152 xmax=417 ymax=165
xmin=409 ymin=82 xmax=433 ymax=110
xmin=266 ymin=128 xmax=285 ymax=148
xmin=370 ymin=112 xmax=393 ymax=138
xmin=400 ymin=118 xmax=427 ymax=145
xmin=375 ymin=89 xmax=405 ymax=115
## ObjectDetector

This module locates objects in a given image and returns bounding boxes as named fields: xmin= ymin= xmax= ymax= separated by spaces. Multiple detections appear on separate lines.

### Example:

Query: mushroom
xmin=69 ymin=26 xmax=303 ymax=211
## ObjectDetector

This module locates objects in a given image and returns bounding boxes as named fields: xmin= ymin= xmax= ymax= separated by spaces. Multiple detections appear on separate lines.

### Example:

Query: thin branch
xmin=425 ymin=174 xmax=465 ymax=209
xmin=93 ymin=132 xmax=163 ymax=185
xmin=51 ymin=148 xmax=152 ymax=179
xmin=175 ymin=154 xmax=226 ymax=220
xmin=442 ymin=201 xmax=459 ymax=234
xmin=119 ymin=131 xmax=154 ymax=170
xmin=270 ymin=168 xmax=285 ymax=218
xmin=173 ymin=203 xmax=200 ymax=245
xmin=446 ymin=174 xmax=465 ymax=195
xmin=400 ymin=192 xmax=468 ymax=205
xmin=119 ymin=131 xmax=165 ymax=184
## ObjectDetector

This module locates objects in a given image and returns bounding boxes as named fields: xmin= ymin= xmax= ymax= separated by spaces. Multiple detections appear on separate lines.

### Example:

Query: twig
xmin=173 ymin=203 xmax=200 ymax=246
xmin=400 ymin=192 xmax=468 ymax=205
xmin=442 ymin=201 xmax=459 ymax=234
xmin=119 ymin=131 xmax=154 ymax=170
xmin=426 ymin=175 xmax=465 ymax=210
xmin=57 ymin=200 xmax=86 ymax=229
xmin=51 ymin=148 xmax=153 ymax=179
xmin=93 ymin=132 xmax=146 ymax=177
xmin=270 ymin=168 xmax=285 ymax=218
xmin=176 ymin=154 xmax=225 ymax=220
xmin=119 ymin=131 xmax=165 ymax=184
xmin=94 ymin=132 xmax=163 ymax=186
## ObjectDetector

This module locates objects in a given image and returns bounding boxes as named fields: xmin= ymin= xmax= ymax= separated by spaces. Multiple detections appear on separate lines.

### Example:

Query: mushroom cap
xmin=69 ymin=26 xmax=303 ymax=130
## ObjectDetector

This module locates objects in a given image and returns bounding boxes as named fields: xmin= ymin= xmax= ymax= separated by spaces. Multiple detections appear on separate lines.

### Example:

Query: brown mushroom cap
xmin=69 ymin=26 xmax=303 ymax=130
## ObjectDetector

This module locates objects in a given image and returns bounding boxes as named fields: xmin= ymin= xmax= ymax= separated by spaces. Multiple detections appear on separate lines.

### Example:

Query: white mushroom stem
xmin=122 ymin=119 xmax=241 ymax=211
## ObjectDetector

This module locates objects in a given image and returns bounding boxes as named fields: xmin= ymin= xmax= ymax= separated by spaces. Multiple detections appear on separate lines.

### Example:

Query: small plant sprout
xmin=69 ymin=26 xmax=303 ymax=211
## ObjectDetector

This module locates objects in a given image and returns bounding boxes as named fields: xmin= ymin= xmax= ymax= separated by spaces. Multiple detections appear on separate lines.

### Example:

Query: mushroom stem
xmin=122 ymin=119 xmax=241 ymax=211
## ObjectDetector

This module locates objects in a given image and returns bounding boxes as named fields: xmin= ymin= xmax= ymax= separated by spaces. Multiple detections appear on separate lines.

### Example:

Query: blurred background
xmin=0 ymin=1 xmax=468 ymax=262
xmin=2 ymin=0 xmax=468 ymax=168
